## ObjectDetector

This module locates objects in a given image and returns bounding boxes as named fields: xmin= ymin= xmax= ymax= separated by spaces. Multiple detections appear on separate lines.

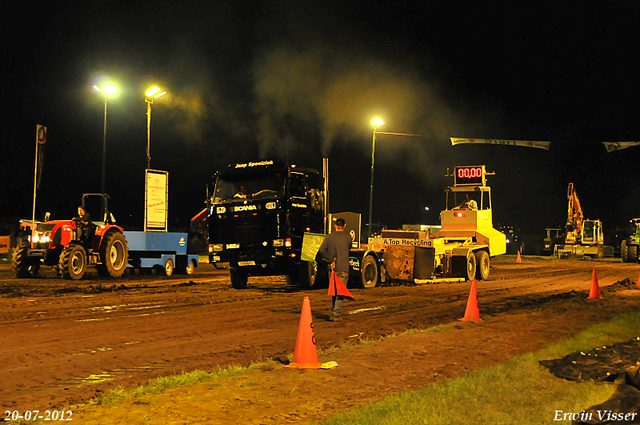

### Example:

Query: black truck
xmin=207 ymin=159 xmax=326 ymax=289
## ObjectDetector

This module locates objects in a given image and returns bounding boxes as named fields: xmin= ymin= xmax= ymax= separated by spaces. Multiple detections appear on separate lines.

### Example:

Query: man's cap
xmin=335 ymin=217 xmax=346 ymax=226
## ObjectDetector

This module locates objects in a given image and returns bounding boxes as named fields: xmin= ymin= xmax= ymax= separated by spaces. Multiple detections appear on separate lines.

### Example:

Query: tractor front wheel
xmin=58 ymin=244 xmax=87 ymax=280
xmin=12 ymin=241 xmax=31 ymax=278
xmin=98 ymin=232 xmax=128 ymax=278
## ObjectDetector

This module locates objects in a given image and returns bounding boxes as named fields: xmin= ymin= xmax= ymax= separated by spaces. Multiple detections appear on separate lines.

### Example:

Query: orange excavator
xmin=555 ymin=183 xmax=611 ymax=258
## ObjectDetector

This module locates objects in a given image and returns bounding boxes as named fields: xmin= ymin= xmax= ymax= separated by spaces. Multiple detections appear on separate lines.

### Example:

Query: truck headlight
xmin=273 ymin=239 xmax=284 ymax=247
xmin=266 ymin=202 xmax=276 ymax=210
xmin=216 ymin=206 xmax=226 ymax=214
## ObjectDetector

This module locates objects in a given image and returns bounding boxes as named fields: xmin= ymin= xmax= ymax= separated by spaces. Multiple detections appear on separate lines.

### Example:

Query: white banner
xmin=602 ymin=142 xmax=640 ymax=153
xmin=450 ymin=138 xmax=551 ymax=151
xmin=145 ymin=169 xmax=169 ymax=231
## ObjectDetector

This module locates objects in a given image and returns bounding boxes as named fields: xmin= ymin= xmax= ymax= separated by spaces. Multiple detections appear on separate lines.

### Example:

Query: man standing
xmin=317 ymin=217 xmax=352 ymax=322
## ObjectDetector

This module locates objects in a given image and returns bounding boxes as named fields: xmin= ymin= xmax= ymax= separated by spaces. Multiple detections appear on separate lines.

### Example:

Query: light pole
xmin=93 ymin=83 xmax=117 ymax=195
xmin=368 ymin=118 xmax=385 ymax=238
xmin=144 ymin=87 xmax=167 ymax=170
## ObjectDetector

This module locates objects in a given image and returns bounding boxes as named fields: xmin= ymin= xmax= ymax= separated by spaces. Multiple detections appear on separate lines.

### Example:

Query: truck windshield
xmin=215 ymin=173 xmax=286 ymax=201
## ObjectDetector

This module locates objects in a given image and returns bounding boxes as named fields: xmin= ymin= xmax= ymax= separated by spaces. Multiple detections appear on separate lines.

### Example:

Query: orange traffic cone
xmin=329 ymin=271 xmax=355 ymax=300
xmin=516 ymin=251 xmax=522 ymax=263
xmin=588 ymin=269 xmax=601 ymax=299
xmin=284 ymin=296 xmax=322 ymax=369
xmin=459 ymin=279 xmax=482 ymax=322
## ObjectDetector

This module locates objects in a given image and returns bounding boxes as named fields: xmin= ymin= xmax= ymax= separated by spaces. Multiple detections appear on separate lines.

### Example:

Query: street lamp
xmin=93 ymin=83 xmax=118 ymax=195
xmin=145 ymin=86 xmax=167 ymax=170
xmin=368 ymin=118 xmax=385 ymax=238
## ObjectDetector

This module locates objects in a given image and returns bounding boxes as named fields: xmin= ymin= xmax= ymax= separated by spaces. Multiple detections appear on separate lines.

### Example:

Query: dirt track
xmin=2 ymin=255 xmax=640 ymax=415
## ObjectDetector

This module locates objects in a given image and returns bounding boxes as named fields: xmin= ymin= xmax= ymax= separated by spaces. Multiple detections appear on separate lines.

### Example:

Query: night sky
xmin=3 ymin=1 xmax=640 ymax=242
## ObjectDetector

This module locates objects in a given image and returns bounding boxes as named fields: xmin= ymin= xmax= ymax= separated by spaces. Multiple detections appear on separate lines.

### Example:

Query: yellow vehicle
xmin=350 ymin=165 xmax=506 ymax=287
xmin=554 ymin=183 xmax=613 ymax=259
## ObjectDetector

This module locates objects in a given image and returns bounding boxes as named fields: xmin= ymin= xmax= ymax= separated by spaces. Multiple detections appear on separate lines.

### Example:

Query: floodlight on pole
xmin=368 ymin=118 xmax=385 ymax=239
xmin=145 ymin=86 xmax=167 ymax=169
xmin=93 ymin=83 xmax=118 ymax=196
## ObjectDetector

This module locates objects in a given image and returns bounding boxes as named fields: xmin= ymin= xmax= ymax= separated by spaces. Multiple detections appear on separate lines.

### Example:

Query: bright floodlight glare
xmin=104 ymin=84 xmax=117 ymax=95
xmin=372 ymin=118 xmax=385 ymax=127
xmin=93 ymin=85 xmax=101 ymax=92
xmin=154 ymin=91 xmax=167 ymax=99
xmin=145 ymin=87 xmax=161 ymax=96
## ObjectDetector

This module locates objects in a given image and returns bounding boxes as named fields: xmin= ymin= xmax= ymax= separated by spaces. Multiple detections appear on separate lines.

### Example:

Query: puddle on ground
xmin=348 ymin=306 xmax=387 ymax=315
xmin=64 ymin=365 xmax=163 ymax=387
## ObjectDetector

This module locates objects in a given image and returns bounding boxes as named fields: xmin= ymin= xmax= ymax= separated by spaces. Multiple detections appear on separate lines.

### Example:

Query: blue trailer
xmin=123 ymin=231 xmax=199 ymax=276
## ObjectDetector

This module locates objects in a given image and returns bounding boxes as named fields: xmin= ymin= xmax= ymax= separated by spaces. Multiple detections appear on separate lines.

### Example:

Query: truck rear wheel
xmin=230 ymin=265 xmax=248 ymax=289
xmin=58 ymin=244 xmax=87 ymax=280
xmin=361 ymin=255 xmax=379 ymax=288
xmin=465 ymin=252 xmax=476 ymax=282
xmin=474 ymin=250 xmax=490 ymax=280
xmin=98 ymin=231 xmax=128 ymax=278
xmin=298 ymin=261 xmax=323 ymax=289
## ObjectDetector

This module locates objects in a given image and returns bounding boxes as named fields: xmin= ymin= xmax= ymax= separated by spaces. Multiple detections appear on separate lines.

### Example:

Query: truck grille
xmin=214 ymin=214 xmax=279 ymax=245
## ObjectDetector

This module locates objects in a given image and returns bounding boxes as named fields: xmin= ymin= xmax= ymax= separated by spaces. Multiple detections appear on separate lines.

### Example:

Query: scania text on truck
xmin=207 ymin=159 xmax=326 ymax=289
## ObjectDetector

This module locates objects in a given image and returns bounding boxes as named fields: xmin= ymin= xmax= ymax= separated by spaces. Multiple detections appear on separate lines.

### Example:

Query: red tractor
xmin=12 ymin=193 xmax=129 ymax=280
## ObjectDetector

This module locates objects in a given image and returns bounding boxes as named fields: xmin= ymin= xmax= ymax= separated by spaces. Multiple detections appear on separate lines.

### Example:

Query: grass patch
xmin=321 ymin=311 xmax=640 ymax=425
xmin=83 ymin=363 xmax=264 ymax=408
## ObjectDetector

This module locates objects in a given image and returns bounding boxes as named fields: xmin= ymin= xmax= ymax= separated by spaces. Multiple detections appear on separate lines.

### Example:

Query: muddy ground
xmin=1 ymin=256 xmax=640 ymax=423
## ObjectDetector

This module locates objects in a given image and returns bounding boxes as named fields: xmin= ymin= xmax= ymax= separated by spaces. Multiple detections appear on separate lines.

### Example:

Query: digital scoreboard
xmin=454 ymin=165 xmax=485 ymax=186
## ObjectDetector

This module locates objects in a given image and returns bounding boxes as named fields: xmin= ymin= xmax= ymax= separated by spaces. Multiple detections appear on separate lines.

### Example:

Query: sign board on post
xmin=328 ymin=212 xmax=361 ymax=248
xmin=145 ymin=169 xmax=168 ymax=232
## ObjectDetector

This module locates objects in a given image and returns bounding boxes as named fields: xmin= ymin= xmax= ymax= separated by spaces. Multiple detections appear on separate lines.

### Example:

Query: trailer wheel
xmin=465 ymin=252 xmax=476 ymax=282
xmin=12 ymin=241 xmax=31 ymax=278
xmin=230 ymin=265 xmax=248 ymax=289
xmin=629 ymin=244 xmax=638 ymax=262
xmin=98 ymin=231 xmax=128 ymax=278
xmin=474 ymin=250 xmax=490 ymax=280
xmin=185 ymin=259 xmax=196 ymax=275
xmin=58 ymin=244 xmax=87 ymax=280
xmin=164 ymin=259 xmax=174 ymax=277
xmin=361 ymin=255 xmax=379 ymax=288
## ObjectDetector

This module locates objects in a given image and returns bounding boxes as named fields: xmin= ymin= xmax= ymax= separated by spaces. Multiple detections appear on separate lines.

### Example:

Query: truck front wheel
xmin=230 ymin=265 xmax=248 ymax=289
xmin=361 ymin=255 xmax=379 ymax=288
xmin=474 ymin=250 xmax=490 ymax=280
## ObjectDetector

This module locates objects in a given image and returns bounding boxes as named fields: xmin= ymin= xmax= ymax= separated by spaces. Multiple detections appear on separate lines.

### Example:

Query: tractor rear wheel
xmin=58 ymin=244 xmax=87 ymax=280
xmin=12 ymin=241 xmax=31 ymax=278
xmin=629 ymin=244 xmax=638 ymax=262
xmin=474 ymin=250 xmax=490 ymax=280
xmin=621 ymin=240 xmax=629 ymax=262
xmin=98 ymin=232 xmax=128 ymax=278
